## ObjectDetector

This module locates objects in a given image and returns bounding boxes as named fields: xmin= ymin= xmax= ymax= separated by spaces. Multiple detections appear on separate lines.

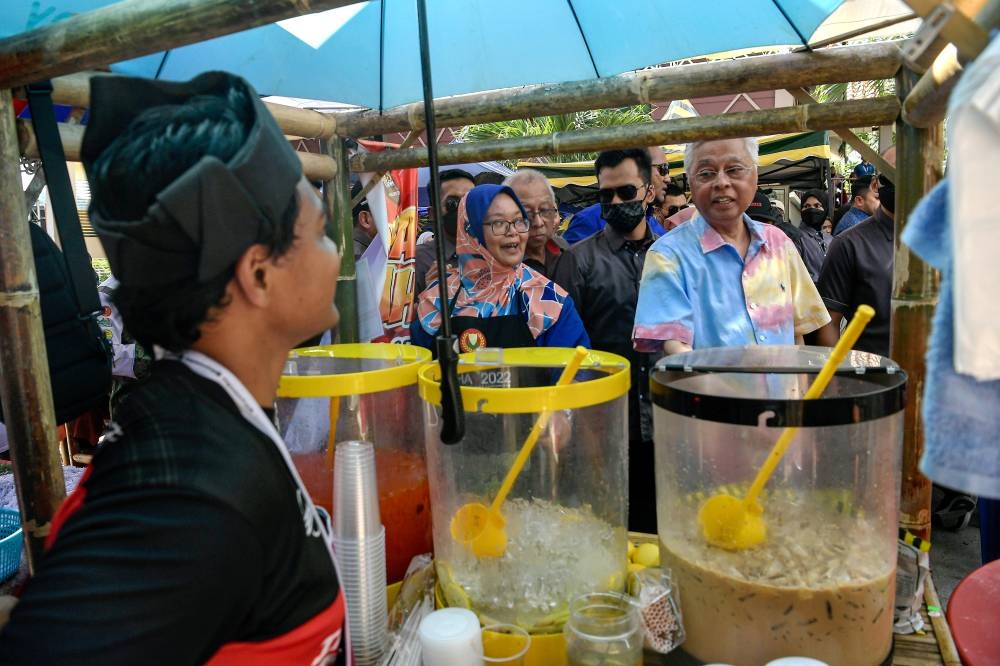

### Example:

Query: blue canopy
xmin=4 ymin=1 xmax=845 ymax=109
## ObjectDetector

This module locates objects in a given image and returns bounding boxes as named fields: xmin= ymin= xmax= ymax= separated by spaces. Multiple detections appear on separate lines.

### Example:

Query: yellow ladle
xmin=697 ymin=305 xmax=876 ymax=551
xmin=450 ymin=346 xmax=589 ymax=558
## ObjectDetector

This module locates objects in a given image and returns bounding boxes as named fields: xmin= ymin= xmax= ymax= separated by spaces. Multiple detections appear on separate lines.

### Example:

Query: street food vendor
xmin=0 ymin=72 xmax=346 ymax=665
xmin=411 ymin=184 xmax=589 ymax=353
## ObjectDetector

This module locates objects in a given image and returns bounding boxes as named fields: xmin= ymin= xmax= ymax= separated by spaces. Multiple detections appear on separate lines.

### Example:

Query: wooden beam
xmin=0 ymin=0 xmax=365 ymax=90
xmin=788 ymin=88 xmax=897 ymax=183
xmin=17 ymin=119 xmax=338 ymax=181
xmin=51 ymin=72 xmax=340 ymax=141
xmin=902 ymin=0 xmax=991 ymax=65
xmin=0 ymin=89 xmax=65 ymax=570
xmin=902 ymin=0 xmax=1000 ymax=128
xmin=351 ymin=97 xmax=901 ymax=173
xmin=892 ymin=67 xmax=944 ymax=542
xmin=333 ymin=42 xmax=902 ymax=138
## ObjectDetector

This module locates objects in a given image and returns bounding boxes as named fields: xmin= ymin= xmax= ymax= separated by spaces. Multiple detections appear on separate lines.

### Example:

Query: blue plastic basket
xmin=0 ymin=507 xmax=24 ymax=582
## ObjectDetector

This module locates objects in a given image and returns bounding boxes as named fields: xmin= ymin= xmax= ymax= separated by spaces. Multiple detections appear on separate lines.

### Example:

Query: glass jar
xmin=563 ymin=592 xmax=643 ymax=666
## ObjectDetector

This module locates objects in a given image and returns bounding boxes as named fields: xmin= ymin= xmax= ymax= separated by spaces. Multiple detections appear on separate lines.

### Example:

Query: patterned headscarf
xmin=416 ymin=184 xmax=569 ymax=339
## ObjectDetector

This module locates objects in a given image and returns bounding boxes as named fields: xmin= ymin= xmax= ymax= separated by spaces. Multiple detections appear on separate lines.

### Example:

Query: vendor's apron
xmin=450 ymin=292 xmax=548 ymax=391
xmin=451 ymin=293 xmax=534 ymax=354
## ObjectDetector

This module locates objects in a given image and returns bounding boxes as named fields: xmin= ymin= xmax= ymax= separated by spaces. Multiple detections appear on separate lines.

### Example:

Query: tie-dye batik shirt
xmin=632 ymin=213 xmax=829 ymax=352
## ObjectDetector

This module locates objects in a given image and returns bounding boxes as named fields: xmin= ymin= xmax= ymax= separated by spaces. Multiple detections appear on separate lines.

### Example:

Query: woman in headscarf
xmin=411 ymin=184 xmax=589 ymax=352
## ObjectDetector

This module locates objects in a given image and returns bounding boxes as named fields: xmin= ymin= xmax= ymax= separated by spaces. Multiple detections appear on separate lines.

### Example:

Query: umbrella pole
xmin=322 ymin=138 xmax=358 ymax=343
xmin=416 ymin=0 xmax=463 ymax=444
xmin=0 ymin=89 xmax=66 ymax=570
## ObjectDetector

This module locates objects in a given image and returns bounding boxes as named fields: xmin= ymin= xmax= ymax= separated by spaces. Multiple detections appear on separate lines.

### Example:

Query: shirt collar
xmin=602 ymin=220 xmax=655 ymax=251
xmin=695 ymin=213 xmax=767 ymax=255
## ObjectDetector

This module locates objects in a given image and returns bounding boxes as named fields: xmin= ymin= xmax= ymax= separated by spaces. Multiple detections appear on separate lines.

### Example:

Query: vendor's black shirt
xmin=817 ymin=208 xmax=894 ymax=356
xmin=552 ymin=223 xmax=661 ymax=444
xmin=0 ymin=361 xmax=344 ymax=666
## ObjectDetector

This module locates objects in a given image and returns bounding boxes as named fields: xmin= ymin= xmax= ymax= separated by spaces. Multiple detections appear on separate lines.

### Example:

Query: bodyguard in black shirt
xmin=553 ymin=149 xmax=662 ymax=533
xmin=816 ymin=175 xmax=896 ymax=357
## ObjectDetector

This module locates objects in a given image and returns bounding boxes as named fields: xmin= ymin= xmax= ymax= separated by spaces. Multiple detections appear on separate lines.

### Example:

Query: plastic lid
xmin=651 ymin=345 xmax=907 ymax=427
xmin=654 ymin=345 xmax=899 ymax=375
xmin=278 ymin=343 xmax=431 ymax=398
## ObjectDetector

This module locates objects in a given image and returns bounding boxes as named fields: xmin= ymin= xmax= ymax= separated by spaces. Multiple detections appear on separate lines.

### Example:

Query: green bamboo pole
xmin=0 ymin=0 xmax=365 ymax=90
xmin=333 ymin=42 xmax=902 ymax=138
xmin=0 ymin=89 xmax=65 ymax=570
xmin=893 ymin=68 xmax=944 ymax=542
xmin=323 ymin=138 xmax=358 ymax=343
xmin=352 ymin=97 xmax=901 ymax=173
xmin=49 ymin=42 xmax=901 ymax=146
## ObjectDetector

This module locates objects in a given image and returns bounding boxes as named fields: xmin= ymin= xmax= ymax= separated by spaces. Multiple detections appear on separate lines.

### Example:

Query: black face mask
xmin=800 ymin=207 xmax=826 ymax=230
xmin=601 ymin=200 xmax=646 ymax=234
xmin=877 ymin=174 xmax=895 ymax=214
xmin=441 ymin=195 xmax=462 ymax=237
xmin=442 ymin=209 xmax=459 ymax=237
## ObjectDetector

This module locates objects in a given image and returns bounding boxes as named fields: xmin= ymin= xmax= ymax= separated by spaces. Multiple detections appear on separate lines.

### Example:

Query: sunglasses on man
xmin=653 ymin=163 xmax=670 ymax=177
xmin=597 ymin=183 xmax=649 ymax=205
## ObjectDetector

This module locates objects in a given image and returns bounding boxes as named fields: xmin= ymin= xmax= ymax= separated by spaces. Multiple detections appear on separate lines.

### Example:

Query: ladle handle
xmin=488 ymin=346 xmax=589 ymax=514
xmin=744 ymin=305 xmax=875 ymax=505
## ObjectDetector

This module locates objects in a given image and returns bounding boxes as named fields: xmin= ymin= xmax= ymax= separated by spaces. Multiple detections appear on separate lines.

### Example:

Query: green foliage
xmin=811 ymin=80 xmax=896 ymax=170
xmin=456 ymin=105 xmax=653 ymax=167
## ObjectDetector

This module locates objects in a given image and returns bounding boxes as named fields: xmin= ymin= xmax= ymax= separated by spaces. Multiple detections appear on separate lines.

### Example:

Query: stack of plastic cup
xmin=332 ymin=440 xmax=388 ymax=666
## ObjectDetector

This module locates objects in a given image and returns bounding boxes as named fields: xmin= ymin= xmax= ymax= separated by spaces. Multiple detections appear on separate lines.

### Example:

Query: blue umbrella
xmin=6 ymin=1 xmax=845 ymax=109
xmin=4 ymin=0 xmax=848 ymax=443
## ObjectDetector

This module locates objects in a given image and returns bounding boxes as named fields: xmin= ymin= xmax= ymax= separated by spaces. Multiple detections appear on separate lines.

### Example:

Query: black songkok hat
xmin=81 ymin=71 xmax=301 ymax=287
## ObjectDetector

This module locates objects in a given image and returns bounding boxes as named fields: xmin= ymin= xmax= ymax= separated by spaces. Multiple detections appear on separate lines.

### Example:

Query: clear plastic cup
xmin=482 ymin=623 xmax=531 ymax=665
xmin=333 ymin=527 xmax=388 ymax=665
xmin=333 ymin=440 xmax=381 ymax=539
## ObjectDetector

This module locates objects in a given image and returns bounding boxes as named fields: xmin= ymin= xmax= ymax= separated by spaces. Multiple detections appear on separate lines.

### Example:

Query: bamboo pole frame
xmin=46 ymin=42 xmax=901 ymax=146
xmin=0 ymin=0 xmax=955 ymax=573
xmin=323 ymin=138 xmax=358 ymax=343
xmin=901 ymin=0 xmax=1000 ymax=128
xmin=49 ymin=72 xmax=340 ymax=141
xmin=788 ymin=88 xmax=897 ymax=183
xmin=332 ymin=42 xmax=902 ymax=138
xmin=0 ymin=89 xmax=65 ymax=570
xmin=0 ymin=0 xmax=365 ymax=91
xmin=350 ymin=98 xmax=900 ymax=173
xmin=893 ymin=67 xmax=944 ymax=542
xmin=16 ymin=119 xmax=338 ymax=182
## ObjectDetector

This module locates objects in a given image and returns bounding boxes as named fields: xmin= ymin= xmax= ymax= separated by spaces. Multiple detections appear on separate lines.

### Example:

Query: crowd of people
xmin=385 ymin=137 xmax=901 ymax=533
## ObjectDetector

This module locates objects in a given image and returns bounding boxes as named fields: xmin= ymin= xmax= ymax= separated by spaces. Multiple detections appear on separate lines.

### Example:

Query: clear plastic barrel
xmin=277 ymin=343 xmax=432 ymax=583
xmin=419 ymin=347 xmax=631 ymax=633
xmin=651 ymin=346 xmax=906 ymax=666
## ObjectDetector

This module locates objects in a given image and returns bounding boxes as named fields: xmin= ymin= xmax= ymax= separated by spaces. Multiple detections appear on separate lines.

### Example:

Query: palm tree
xmin=456 ymin=105 xmax=653 ymax=167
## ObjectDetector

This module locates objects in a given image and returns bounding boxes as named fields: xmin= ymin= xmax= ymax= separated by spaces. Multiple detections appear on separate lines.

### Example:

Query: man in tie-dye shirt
xmin=633 ymin=138 xmax=829 ymax=354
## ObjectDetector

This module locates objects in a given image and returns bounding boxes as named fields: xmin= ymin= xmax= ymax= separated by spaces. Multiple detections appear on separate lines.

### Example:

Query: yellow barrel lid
xmin=418 ymin=347 xmax=629 ymax=414
xmin=278 ymin=343 xmax=432 ymax=398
